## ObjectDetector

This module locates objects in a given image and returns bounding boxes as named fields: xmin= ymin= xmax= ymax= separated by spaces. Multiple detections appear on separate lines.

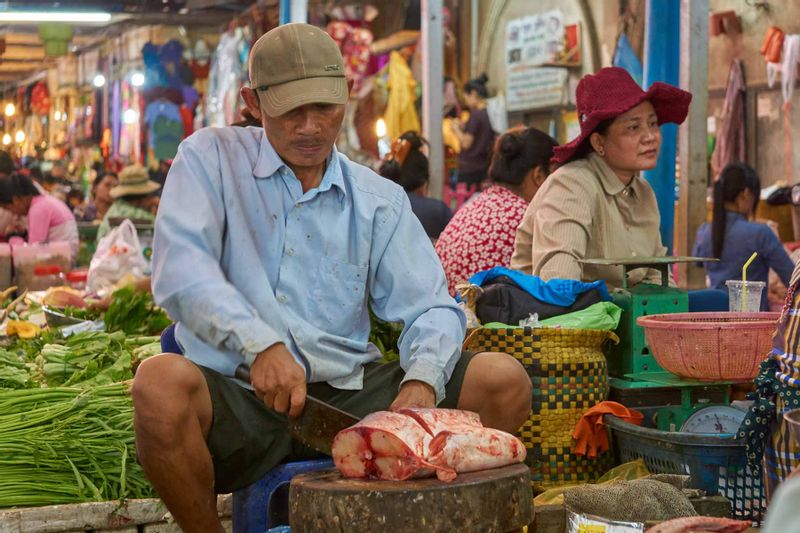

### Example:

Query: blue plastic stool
xmin=161 ymin=323 xmax=182 ymax=354
xmin=232 ymin=458 xmax=334 ymax=533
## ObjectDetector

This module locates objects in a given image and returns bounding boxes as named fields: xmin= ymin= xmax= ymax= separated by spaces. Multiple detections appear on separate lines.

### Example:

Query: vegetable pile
xmin=0 ymin=288 xmax=167 ymax=509
xmin=0 ymin=383 xmax=155 ymax=507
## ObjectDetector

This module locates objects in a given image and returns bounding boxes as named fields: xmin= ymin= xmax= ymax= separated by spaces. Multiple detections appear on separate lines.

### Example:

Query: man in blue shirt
xmin=132 ymin=23 xmax=531 ymax=532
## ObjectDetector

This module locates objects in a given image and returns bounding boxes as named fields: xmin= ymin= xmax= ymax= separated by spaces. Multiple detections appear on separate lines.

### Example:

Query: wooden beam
xmin=675 ymin=0 xmax=709 ymax=288
xmin=2 ymin=46 xmax=46 ymax=60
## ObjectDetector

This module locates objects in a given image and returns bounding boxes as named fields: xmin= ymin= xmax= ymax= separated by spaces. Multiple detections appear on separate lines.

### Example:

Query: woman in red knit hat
xmin=511 ymin=67 xmax=692 ymax=289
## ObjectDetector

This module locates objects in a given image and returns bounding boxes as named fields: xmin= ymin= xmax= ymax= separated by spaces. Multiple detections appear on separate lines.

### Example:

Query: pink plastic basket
xmin=636 ymin=312 xmax=779 ymax=381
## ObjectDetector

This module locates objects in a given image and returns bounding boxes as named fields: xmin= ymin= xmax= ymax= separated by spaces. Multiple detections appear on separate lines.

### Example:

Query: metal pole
xmin=676 ymin=0 xmax=709 ymax=288
xmin=470 ymin=0 xmax=479 ymax=77
xmin=422 ymin=0 xmax=445 ymax=199
xmin=643 ymin=0 xmax=680 ymax=253
xmin=290 ymin=0 xmax=307 ymax=23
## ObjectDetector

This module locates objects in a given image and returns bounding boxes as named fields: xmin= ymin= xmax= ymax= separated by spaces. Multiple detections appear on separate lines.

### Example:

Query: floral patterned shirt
xmin=435 ymin=185 xmax=529 ymax=295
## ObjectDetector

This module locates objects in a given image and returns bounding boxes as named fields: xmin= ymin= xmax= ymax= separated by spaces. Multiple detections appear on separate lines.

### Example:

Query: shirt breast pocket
xmin=311 ymin=256 xmax=369 ymax=335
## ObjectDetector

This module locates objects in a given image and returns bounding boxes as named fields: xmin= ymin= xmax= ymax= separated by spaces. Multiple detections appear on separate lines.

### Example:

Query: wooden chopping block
xmin=289 ymin=463 xmax=532 ymax=533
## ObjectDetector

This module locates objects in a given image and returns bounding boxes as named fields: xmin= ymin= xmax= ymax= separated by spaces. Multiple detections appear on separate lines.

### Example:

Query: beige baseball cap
xmin=249 ymin=23 xmax=348 ymax=117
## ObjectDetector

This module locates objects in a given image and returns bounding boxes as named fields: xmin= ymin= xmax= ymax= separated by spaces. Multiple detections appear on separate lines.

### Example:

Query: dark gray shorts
xmin=197 ymin=352 xmax=476 ymax=493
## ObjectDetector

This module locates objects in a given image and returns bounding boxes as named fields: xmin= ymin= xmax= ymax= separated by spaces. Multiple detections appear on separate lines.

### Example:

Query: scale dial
xmin=680 ymin=406 xmax=745 ymax=435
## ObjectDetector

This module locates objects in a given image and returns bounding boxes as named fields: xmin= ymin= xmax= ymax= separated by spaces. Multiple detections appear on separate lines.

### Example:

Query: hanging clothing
xmin=711 ymin=60 xmax=746 ymax=180
xmin=145 ymin=101 xmax=184 ymax=161
xmin=206 ymin=30 xmax=249 ymax=127
xmin=383 ymin=51 xmax=420 ymax=142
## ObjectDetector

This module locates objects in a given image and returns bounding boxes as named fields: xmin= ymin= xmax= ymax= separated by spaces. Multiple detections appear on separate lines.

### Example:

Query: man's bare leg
xmin=457 ymin=352 xmax=532 ymax=433
xmin=132 ymin=354 xmax=222 ymax=533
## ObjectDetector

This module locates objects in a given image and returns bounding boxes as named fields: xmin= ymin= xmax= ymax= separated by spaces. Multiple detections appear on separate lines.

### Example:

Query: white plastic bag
xmin=87 ymin=219 xmax=147 ymax=292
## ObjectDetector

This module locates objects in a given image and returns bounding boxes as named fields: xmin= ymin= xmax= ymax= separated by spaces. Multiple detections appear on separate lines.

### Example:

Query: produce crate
xmin=0 ymin=495 xmax=231 ymax=532
xmin=605 ymin=414 xmax=765 ymax=523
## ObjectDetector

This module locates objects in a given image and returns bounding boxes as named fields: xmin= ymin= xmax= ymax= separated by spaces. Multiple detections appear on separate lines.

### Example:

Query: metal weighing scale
xmin=580 ymin=256 xmax=744 ymax=433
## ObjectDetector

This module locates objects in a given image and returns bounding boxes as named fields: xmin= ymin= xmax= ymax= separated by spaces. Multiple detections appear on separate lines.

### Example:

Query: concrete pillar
xmin=676 ymin=0 xmax=709 ymax=287
xmin=422 ymin=0 xmax=445 ymax=199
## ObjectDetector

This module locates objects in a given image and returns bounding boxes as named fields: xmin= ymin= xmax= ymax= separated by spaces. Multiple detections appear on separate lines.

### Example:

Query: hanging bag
xmin=761 ymin=26 xmax=785 ymax=64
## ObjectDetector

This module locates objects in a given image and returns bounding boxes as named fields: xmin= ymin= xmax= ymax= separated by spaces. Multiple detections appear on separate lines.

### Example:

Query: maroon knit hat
xmin=552 ymin=67 xmax=692 ymax=165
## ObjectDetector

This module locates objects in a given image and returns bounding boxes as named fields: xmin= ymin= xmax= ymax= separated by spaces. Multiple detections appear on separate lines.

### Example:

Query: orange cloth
xmin=572 ymin=401 xmax=644 ymax=458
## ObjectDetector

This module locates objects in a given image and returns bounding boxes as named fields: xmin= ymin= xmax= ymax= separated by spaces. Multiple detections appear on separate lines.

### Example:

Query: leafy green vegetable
xmin=61 ymin=306 xmax=102 ymax=321
xmin=369 ymin=308 xmax=403 ymax=363
xmin=103 ymin=287 xmax=171 ymax=336
xmin=0 ymin=384 xmax=155 ymax=507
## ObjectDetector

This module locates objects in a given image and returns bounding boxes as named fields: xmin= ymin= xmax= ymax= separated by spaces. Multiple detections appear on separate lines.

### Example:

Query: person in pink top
xmin=435 ymin=127 xmax=557 ymax=295
xmin=0 ymin=173 xmax=79 ymax=261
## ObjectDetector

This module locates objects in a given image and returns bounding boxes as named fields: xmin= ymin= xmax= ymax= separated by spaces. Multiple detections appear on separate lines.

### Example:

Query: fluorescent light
xmin=93 ymin=74 xmax=105 ymax=88
xmin=130 ymin=72 xmax=145 ymax=87
xmin=0 ymin=11 xmax=112 ymax=23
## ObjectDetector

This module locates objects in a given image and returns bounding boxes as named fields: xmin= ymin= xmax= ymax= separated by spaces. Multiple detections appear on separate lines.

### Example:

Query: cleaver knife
xmin=235 ymin=363 xmax=360 ymax=456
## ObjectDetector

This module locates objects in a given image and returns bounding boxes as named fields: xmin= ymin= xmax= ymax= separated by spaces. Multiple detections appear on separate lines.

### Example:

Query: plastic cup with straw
xmin=740 ymin=252 xmax=759 ymax=313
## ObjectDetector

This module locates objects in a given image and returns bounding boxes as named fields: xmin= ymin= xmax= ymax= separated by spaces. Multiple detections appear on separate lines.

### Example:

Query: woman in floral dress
xmin=435 ymin=127 xmax=557 ymax=295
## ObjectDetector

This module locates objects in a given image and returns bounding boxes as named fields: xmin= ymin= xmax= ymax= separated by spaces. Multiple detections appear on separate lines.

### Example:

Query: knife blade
xmin=235 ymin=363 xmax=360 ymax=455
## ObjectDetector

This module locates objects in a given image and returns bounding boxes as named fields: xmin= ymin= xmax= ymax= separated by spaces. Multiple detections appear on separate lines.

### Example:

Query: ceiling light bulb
xmin=0 ymin=11 xmax=112 ymax=23
xmin=131 ymin=72 xmax=145 ymax=87
xmin=93 ymin=74 xmax=106 ymax=88
xmin=4 ymin=103 xmax=15 ymax=117
xmin=54 ymin=110 xmax=62 ymax=121
xmin=123 ymin=109 xmax=139 ymax=124
xmin=1 ymin=134 xmax=10 ymax=146
xmin=14 ymin=130 xmax=25 ymax=143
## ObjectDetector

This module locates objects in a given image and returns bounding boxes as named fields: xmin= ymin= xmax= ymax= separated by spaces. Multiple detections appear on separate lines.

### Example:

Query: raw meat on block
xmin=333 ymin=408 xmax=527 ymax=482
xmin=646 ymin=516 xmax=751 ymax=533
xmin=427 ymin=426 xmax=527 ymax=482
xmin=397 ymin=408 xmax=482 ymax=435
xmin=332 ymin=411 xmax=433 ymax=480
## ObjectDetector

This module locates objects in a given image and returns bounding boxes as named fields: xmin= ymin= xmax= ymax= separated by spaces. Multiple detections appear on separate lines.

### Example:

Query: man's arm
xmin=368 ymin=190 xmax=466 ymax=407
xmin=151 ymin=135 xmax=285 ymax=367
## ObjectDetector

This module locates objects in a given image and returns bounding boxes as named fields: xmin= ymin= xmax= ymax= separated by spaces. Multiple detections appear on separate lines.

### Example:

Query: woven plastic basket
xmin=636 ymin=312 xmax=779 ymax=381
xmin=605 ymin=414 xmax=765 ymax=522
xmin=464 ymin=327 xmax=617 ymax=492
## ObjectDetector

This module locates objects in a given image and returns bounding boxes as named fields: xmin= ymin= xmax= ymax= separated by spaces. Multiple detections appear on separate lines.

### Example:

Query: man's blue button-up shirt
xmin=152 ymin=126 xmax=465 ymax=402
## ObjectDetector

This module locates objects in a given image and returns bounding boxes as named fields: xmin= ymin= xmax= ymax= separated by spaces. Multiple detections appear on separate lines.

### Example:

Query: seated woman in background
xmin=511 ymin=67 xmax=691 ymax=289
xmin=96 ymin=164 xmax=161 ymax=243
xmin=693 ymin=162 xmax=794 ymax=310
xmin=0 ymin=173 xmax=79 ymax=260
xmin=378 ymin=131 xmax=452 ymax=240
xmin=78 ymin=171 xmax=118 ymax=223
xmin=435 ymin=127 xmax=557 ymax=295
